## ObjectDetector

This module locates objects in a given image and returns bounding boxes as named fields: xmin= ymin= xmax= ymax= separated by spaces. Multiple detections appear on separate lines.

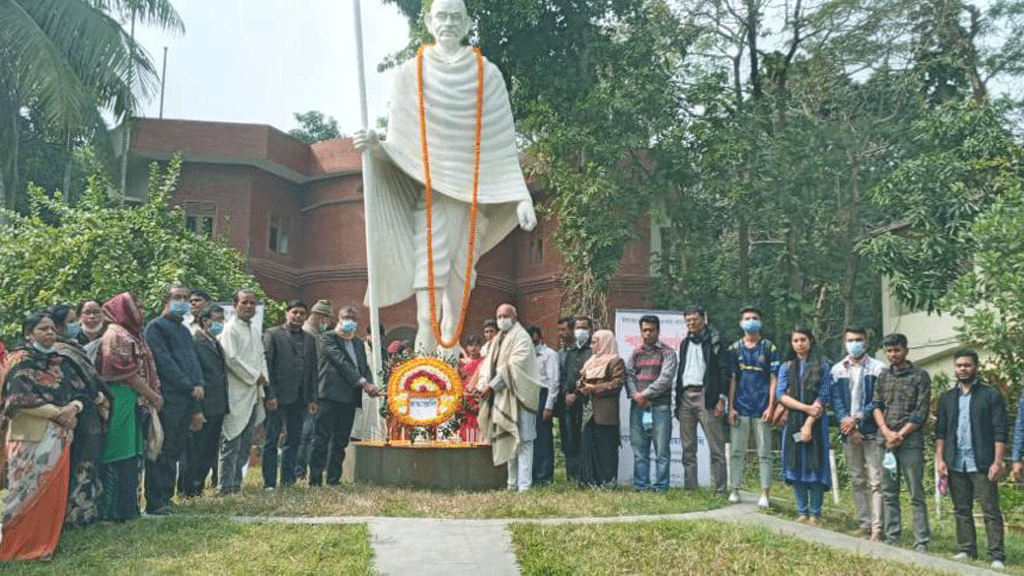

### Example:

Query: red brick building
xmin=125 ymin=118 xmax=653 ymax=345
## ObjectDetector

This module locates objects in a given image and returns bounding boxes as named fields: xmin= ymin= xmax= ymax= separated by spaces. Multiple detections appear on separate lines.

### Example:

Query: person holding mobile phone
xmin=776 ymin=327 xmax=833 ymax=525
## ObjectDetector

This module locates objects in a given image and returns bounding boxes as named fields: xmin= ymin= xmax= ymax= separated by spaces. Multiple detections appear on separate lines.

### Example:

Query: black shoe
xmin=147 ymin=504 xmax=172 ymax=516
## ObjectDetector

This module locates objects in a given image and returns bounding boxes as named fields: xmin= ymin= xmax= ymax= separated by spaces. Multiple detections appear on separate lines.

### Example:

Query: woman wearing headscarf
xmin=576 ymin=329 xmax=625 ymax=487
xmin=776 ymin=327 xmax=833 ymax=524
xmin=0 ymin=312 xmax=108 ymax=560
xmin=95 ymin=292 xmax=163 ymax=521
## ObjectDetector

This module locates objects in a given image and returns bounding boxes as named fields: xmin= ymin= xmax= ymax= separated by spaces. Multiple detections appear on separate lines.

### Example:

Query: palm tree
xmin=0 ymin=0 xmax=183 ymax=211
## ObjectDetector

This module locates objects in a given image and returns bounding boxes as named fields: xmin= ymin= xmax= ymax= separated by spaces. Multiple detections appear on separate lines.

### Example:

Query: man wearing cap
xmin=296 ymin=298 xmax=333 ymax=479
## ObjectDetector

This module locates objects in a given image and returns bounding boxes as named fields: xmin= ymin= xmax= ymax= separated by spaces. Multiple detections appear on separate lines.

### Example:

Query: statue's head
xmin=425 ymin=0 xmax=471 ymax=52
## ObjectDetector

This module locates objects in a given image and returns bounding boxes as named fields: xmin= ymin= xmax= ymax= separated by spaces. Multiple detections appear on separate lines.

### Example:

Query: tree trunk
xmin=62 ymin=133 xmax=73 ymax=202
xmin=738 ymin=212 xmax=750 ymax=303
xmin=745 ymin=0 xmax=761 ymax=100
xmin=841 ymin=154 xmax=862 ymax=327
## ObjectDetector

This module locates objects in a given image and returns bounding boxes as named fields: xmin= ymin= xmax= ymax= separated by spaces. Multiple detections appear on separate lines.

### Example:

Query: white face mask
xmin=574 ymin=329 xmax=589 ymax=346
xmin=496 ymin=317 xmax=513 ymax=332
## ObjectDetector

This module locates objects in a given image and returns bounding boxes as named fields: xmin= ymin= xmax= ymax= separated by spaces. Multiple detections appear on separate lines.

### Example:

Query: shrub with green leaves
xmin=0 ymin=156 xmax=265 ymax=345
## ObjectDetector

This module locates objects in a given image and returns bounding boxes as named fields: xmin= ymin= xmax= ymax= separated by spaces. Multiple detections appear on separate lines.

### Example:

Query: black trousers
xmin=182 ymin=414 xmax=224 ymax=497
xmin=309 ymin=399 xmax=357 ymax=485
xmin=145 ymin=398 xmax=191 ymax=511
xmin=262 ymin=402 xmax=306 ymax=487
xmin=557 ymin=399 xmax=583 ymax=481
xmin=533 ymin=388 xmax=555 ymax=483
xmin=949 ymin=469 xmax=1005 ymax=561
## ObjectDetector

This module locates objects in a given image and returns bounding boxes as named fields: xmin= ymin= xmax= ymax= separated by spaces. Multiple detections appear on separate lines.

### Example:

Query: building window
xmin=184 ymin=201 xmax=216 ymax=239
xmin=269 ymin=215 xmax=291 ymax=254
xmin=529 ymin=234 xmax=544 ymax=264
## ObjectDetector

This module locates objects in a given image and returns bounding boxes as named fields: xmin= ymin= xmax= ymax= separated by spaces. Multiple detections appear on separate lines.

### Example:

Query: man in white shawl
xmin=354 ymin=0 xmax=537 ymax=353
xmin=217 ymin=289 xmax=269 ymax=495
xmin=475 ymin=304 xmax=542 ymax=491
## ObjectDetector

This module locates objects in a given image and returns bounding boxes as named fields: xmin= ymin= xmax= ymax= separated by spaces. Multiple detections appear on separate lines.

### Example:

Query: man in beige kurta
xmin=476 ymin=304 xmax=542 ymax=491
xmin=217 ymin=290 xmax=268 ymax=494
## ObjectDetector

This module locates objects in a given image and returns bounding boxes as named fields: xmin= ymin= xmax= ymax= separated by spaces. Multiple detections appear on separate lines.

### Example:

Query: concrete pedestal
xmin=354 ymin=442 xmax=506 ymax=490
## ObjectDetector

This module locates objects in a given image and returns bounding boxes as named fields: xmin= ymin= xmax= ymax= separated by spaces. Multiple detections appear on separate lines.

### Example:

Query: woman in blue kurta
xmin=776 ymin=327 xmax=832 ymax=523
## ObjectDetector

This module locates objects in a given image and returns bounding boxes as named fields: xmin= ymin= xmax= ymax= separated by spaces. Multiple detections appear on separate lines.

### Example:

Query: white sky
xmin=131 ymin=0 xmax=411 ymax=135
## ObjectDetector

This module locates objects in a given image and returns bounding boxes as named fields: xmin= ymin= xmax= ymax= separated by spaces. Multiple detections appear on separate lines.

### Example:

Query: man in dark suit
xmin=185 ymin=304 xmax=230 ymax=496
xmin=262 ymin=299 xmax=319 ymax=489
xmin=309 ymin=305 xmax=380 ymax=486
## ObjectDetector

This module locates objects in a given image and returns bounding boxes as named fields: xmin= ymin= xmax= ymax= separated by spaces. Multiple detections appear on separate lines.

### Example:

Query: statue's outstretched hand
xmin=517 ymin=200 xmax=537 ymax=231
xmin=353 ymin=129 xmax=382 ymax=155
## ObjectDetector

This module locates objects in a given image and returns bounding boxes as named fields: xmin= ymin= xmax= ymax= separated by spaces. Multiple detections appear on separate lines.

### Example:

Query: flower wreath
xmin=386 ymin=356 xmax=464 ymax=428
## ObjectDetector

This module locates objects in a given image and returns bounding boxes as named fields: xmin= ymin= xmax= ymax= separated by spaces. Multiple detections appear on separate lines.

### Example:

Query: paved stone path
xmin=234 ymin=497 xmax=1001 ymax=576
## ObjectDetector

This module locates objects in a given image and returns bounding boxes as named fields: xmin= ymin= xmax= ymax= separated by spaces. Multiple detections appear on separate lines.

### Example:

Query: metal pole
xmin=159 ymin=46 xmax=168 ymax=119
xmin=119 ymin=10 xmax=135 ymax=202
xmin=352 ymin=0 xmax=384 ymax=438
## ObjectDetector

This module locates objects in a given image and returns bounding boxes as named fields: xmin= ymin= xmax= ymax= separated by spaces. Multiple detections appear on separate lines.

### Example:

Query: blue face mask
xmin=65 ymin=322 xmax=82 ymax=339
xmin=340 ymin=319 xmax=357 ymax=333
xmin=846 ymin=340 xmax=866 ymax=358
xmin=209 ymin=322 xmax=224 ymax=337
xmin=740 ymin=319 xmax=762 ymax=334
xmin=33 ymin=341 xmax=56 ymax=354
xmin=169 ymin=300 xmax=190 ymax=317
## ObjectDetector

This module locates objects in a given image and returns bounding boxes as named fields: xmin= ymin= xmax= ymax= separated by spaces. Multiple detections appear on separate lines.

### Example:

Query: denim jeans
xmin=793 ymin=481 xmax=825 ymax=516
xmin=261 ymin=402 xmax=305 ymax=488
xmin=629 ymin=402 xmax=672 ymax=490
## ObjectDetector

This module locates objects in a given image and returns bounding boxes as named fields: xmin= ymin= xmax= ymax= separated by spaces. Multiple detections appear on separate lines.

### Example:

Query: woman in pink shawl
xmin=95 ymin=293 xmax=162 ymax=521
xmin=576 ymin=330 xmax=625 ymax=487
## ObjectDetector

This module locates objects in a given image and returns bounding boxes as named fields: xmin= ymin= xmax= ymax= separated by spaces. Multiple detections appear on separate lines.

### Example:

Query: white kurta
xmin=476 ymin=323 xmax=542 ymax=466
xmin=219 ymin=317 xmax=268 ymax=441
xmin=364 ymin=45 xmax=532 ymax=308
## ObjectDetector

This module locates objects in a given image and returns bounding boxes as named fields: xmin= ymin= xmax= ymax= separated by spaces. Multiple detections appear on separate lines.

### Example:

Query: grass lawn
xmin=0 ymin=516 xmax=375 ymax=576
xmin=766 ymin=487 xmax=1024 ymax=574
xmin=510 ymin=519 xmax=945 ymax=576
xmin=175 ymin=465 xmax=727 ymax=519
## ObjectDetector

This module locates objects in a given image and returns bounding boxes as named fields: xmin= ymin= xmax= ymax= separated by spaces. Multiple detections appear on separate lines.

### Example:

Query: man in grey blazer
xmin=309 ymin=305 xmax=379 ymax=486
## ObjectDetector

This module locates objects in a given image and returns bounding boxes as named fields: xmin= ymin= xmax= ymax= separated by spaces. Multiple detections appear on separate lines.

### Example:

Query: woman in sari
xmin=1 ymin=313 xmax=107 ymax=560
xmin=776 ymin=327 xmax=833 ymax=525
xmin=95 ymin=292 xmax=163 ymax=521
xmin=576 ymin=330 xmax=625 ymax=487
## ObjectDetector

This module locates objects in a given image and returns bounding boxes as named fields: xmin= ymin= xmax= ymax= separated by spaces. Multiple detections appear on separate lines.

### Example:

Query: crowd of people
xmin=0 ymin=291 xmax=1020 ymax=570
xmin=477 ymin=306 xmax=1017 ymax=571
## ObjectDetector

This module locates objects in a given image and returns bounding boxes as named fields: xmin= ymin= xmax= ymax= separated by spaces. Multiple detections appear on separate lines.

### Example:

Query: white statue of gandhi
xmin=354 ymin=0 xmax=537 ymax=355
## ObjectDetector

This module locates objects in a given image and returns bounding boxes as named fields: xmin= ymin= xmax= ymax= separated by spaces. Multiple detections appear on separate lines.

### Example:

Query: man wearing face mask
xmin=144 ymin=284 xmax=206 ymax=514
xmin=185 ymin=305 xmax=229 ymax=496
xmin=556 ymin=316 xmax=594 ymax=482
xmin=310 ymin=305 xmax=379 ymax=486
xmin=475 ymin=304 xmax=542 ymax=491
xmin=675 ymin=306 xmax=729 ymax=494
xmin=262 ymin=300 xmax=318 ymax=490
xmin=727 ymin=307 xmax=778 ymax=505
xmin=830 ymin=327 xmax=886 ymax=539
xmin=528 ymin=325 xmax=559 ymax=485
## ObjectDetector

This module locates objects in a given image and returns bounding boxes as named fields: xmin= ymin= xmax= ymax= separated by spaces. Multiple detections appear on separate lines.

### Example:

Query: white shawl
xmin=218 ymin=317 xmax=268 ymax=441
xmin=476 ymin=322 xmax=541 ymax=466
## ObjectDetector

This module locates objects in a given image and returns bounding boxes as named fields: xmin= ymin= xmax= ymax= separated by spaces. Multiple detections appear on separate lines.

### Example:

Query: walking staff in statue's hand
xmin=353 ymin=0 xmax=537 ymax=355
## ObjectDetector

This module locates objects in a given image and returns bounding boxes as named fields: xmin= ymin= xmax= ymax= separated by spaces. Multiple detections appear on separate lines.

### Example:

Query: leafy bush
xmin=0 ymin=156 xmax=265 ymax=344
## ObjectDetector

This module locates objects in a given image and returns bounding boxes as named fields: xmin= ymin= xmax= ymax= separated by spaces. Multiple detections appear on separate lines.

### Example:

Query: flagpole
xmin=352 ymin=0 xmax=384 ymax=438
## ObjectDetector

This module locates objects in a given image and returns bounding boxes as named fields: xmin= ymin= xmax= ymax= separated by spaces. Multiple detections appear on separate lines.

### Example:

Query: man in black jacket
xmin=935 ymin=349 xmax=1007 ymax=570
xmin=675 ymin=306 xmax=729 ymax=493
xmin=184 ymin=305 xmax=230 ymax=496
xmin=262 ymin=300 xmax=318 ymax=489
xmin=309 ymin=305 xmax=379 ymax=486
xmin=144 ymin=284 xmax=205 ymax=514
xmin=556 ymin=316 xmax=593 ymax=482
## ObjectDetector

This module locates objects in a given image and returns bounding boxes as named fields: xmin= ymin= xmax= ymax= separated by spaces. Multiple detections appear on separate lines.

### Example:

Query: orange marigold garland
xmin=387 ymin=356 xmax=464 ymax=428
xmin=416 ymin=43 xmax=484 ymax=349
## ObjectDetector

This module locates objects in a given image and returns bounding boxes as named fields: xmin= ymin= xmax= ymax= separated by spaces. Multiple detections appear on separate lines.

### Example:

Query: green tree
xmin=0 ymin=0 xmax=184 ymax=211
xmin=288 ymin=110 xmax=343 ymax=144
xmin=0 ymin=156 xmax=263 ymax=344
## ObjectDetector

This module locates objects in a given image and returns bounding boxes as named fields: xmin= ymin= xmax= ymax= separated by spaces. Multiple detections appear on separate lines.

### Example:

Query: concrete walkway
xmin=233 ymin=499 xmax=1001 ymax=576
